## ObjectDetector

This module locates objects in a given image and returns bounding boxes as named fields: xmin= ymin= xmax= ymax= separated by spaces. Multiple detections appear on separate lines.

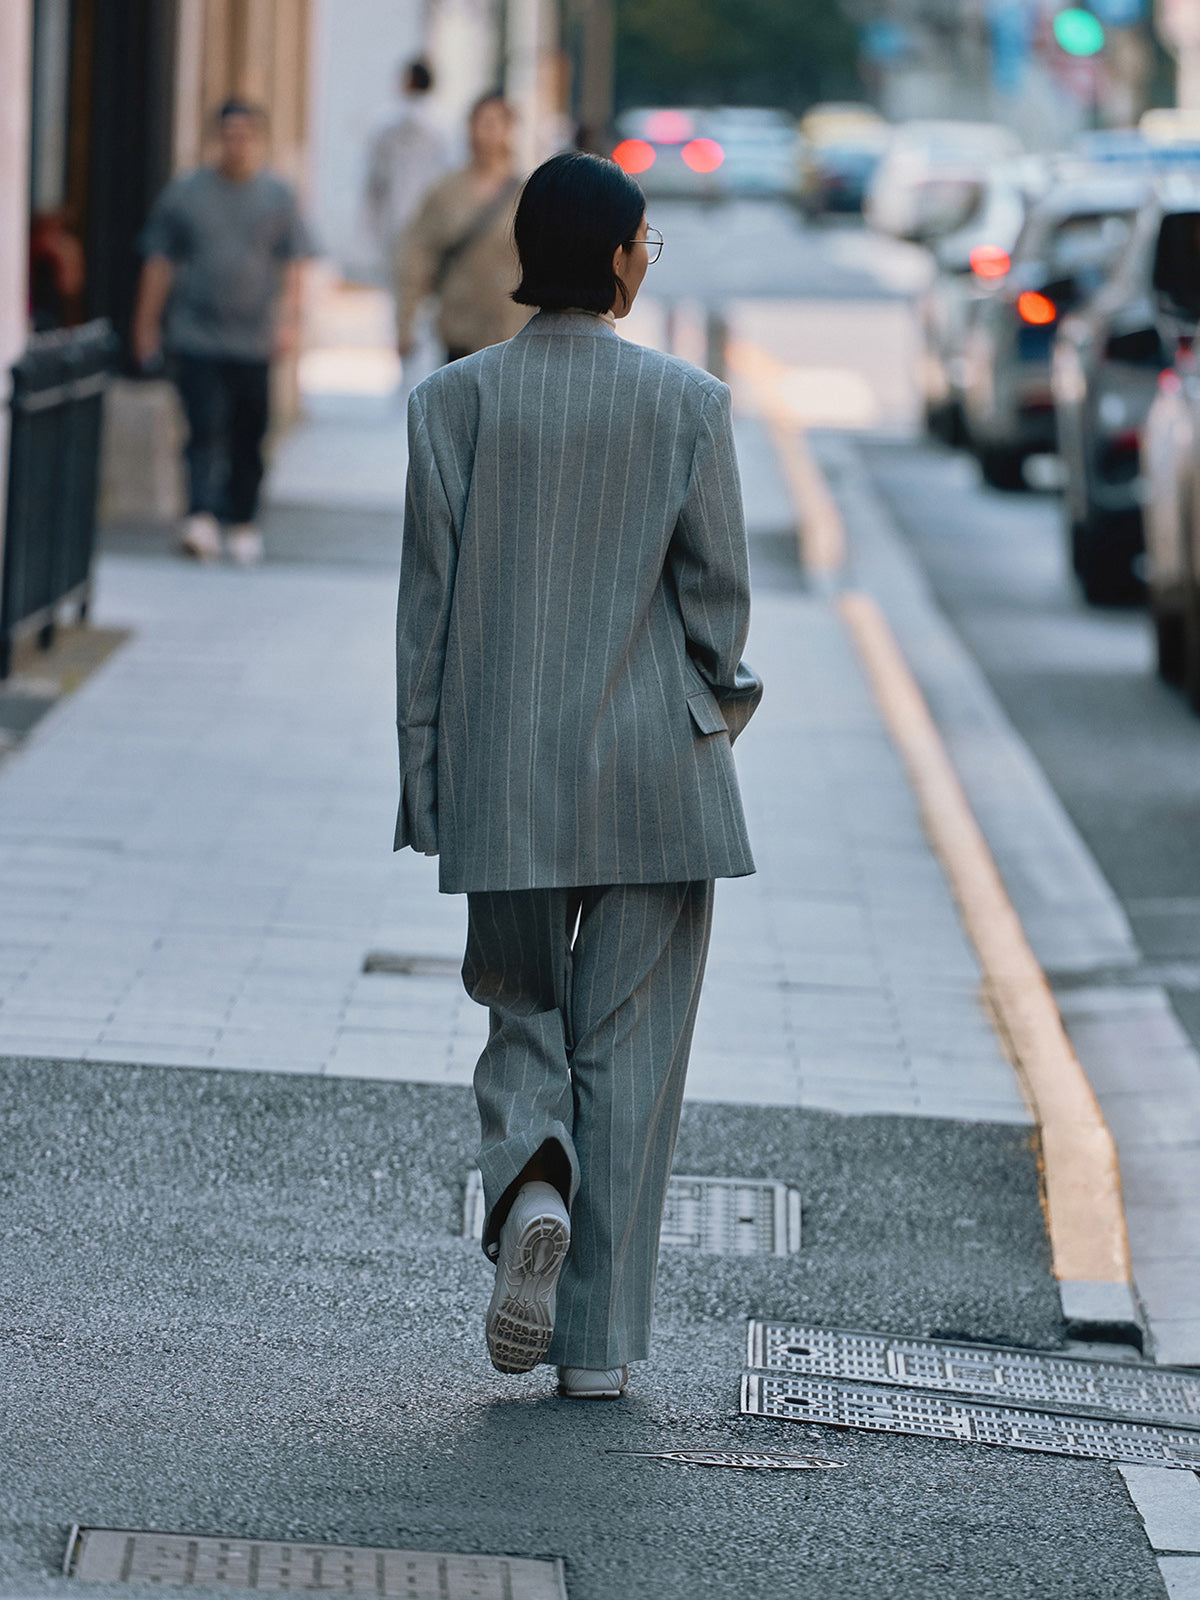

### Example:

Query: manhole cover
xmin=741 ymin=1373 xmax=1200 ymax=1468
xmin=607 ymin=1449 xmax=844 ymax=1469
xmin=747 ymin=1323 xmax=1200 ymax=1428
xmin=463 ymin=1171 xmax=800 ymax=1255
xmin=362 ymin=952 xmax=461 ymax=978
xmin=64 ymin=1528 xmax=567 ymax=1599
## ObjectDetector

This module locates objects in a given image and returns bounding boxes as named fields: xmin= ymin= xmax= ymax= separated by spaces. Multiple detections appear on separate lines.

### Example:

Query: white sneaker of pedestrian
xmin=226 ymin=524 xmax=264 ymax=567
xmin=485 ymin=1180 xmax=570 ymax=1374
xmin=179 ymin=512 xmax=222 ymax=562
xmin=557 ymin=1365 xmax=628 ymax=1399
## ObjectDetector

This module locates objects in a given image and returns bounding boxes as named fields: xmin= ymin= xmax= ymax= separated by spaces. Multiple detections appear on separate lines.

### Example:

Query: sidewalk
xmin=0 ymin=300 xmax=1171 ymax=1600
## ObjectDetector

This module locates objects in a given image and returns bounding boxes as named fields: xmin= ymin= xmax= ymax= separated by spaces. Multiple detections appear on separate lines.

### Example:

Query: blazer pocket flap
xmin=687 ymin=691 xmax=728 ymax=737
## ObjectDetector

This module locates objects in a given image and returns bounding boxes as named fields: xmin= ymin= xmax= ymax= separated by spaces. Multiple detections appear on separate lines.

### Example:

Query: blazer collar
xmin=517 ymin=310 xmax=619 ymax=339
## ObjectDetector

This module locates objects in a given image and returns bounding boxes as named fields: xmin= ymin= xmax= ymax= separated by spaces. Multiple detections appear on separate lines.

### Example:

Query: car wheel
xmin=1073 ymin=509 xmax=1143 ymax=606
xmin=1153 ymin=598 xmax=1186 ymax=684
xmin=978 ymin=445 xmax=1027 ymax=491
xmin=1183 ymin=578 xmax=1200 ymax=713
xmin=925 ymin=399 xmax=967 ymax=448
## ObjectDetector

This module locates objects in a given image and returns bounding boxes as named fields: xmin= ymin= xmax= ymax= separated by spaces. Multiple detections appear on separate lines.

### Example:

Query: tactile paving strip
xmin=741 ymin=1373 xmax=1200 ymax=1468
xmin=464 ymin=1171 xmax=800 ymax=1255
xmin=747 ymin=1323 xmax=1200 ymax=1428
xmin=65 ymin=1528 xmax=567 ymax=1599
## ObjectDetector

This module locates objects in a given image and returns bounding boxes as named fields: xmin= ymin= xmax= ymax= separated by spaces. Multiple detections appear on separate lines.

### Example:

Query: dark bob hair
xmin=512 ymin=152 xmax=645 ymax=314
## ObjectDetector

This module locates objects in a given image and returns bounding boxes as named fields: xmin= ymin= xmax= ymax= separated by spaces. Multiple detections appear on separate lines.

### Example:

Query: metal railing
xmin=1 ymin=319 xmax=117 ymax=678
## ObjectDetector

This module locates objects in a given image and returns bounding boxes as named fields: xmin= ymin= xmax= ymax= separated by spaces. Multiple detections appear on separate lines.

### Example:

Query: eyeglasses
xmin=628 ymin=225 xmax=664 ymax=264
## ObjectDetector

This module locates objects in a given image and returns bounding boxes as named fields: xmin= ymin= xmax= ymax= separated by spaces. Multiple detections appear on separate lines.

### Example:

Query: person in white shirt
xmin=364 ymin=59 xmax=448 ymax=281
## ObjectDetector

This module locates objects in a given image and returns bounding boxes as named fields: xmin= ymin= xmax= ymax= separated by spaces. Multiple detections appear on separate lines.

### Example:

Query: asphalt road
xmin=859 ymin=436 xmax=1200 ymax=1056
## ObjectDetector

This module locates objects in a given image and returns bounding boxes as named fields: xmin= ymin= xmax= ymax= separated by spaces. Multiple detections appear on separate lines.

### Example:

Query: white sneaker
xmin=557 ymin=1365 xmax=628 ymax=1399
xmin=485 ymin=1180 xmax=570 ymax=1374
xmin=179 ymin=512 xmax=221 ymax=562
xmin=226 ymin=524 xmax=264 ymax=566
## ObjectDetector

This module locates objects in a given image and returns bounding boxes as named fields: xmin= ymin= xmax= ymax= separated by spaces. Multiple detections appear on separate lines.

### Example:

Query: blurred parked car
xmin=612 ymin=108 xmax=725 ymax=201
xmin=962 ymin=174 xmax=1148 ymax=488
xmin=918 ymin=156 xmax=1051 ymax=444
xmin=1140 ymin=211 xmax=1200 ymax=701
xmin=865 ymin=120 xmax=1022 ymax=243
xmin=794 ymin=103 xmax=889 ymax=218
xmin=1052 ymin=179 xmax=1200 ymax=602
xmin=704 ymin=107 xmax=796 ymax=198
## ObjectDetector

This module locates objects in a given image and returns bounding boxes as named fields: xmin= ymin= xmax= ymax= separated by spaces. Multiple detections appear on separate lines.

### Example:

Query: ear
xmin=612 ymin=241 xmax=626 ymax=277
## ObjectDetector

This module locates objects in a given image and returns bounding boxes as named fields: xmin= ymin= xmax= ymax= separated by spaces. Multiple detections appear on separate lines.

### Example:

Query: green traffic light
xmin=1054 ymin=7 xmax=1106 ymax=55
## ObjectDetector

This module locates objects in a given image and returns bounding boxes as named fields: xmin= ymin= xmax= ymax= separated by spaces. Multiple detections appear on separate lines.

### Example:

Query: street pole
xmin=506 ymin=0 xmax=558 ymax=170
xmin=1158 ymin=0 xmax=1200 ymax=108
xmin=0 ymin=0 xmax=33 ymax=618
xmin=577 ymin=0 xmax=614 ymax=153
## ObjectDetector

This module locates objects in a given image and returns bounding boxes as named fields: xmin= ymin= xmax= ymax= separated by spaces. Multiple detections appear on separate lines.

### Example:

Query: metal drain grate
xmin=362 ymin=952 xmax=461 ymax=978
xmin=741 ymin=1373 xmax=1200 ymax=1468
xmin=661 ymin=1176 xmax=801 ymax=1255
xmin=463 ymin=1171 xmax=800 ymax=1255
xmin=747 ymin=1323 xmax=1200 ymax=1428
xmin=64 ymin=1528 xmax=567 ymax=1599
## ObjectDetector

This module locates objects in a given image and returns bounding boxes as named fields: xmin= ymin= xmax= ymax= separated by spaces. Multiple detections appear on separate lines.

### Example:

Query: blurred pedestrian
xmin=364 ymin=59 xmax=448 ymax=280
xmin=394 ymin=92 xmax=529 ymax=364
xmin=131 ymin=99 xmax=314 ymax=566
xmin=394 ymin=152 xmax=761 ymax=1398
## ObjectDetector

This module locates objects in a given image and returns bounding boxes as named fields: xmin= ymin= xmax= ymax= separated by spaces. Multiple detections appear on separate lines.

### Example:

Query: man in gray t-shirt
xmin=132 ymin=98 xmax=314 ymax=565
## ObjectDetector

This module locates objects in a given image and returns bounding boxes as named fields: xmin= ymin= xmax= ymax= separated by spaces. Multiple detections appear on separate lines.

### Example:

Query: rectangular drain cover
xmin=362 ymin=951 xmax=461 ymax=978
xmin=741 ymin=1373 xmax=1200 ymax=1468
xmin=463 ymin=1170 xmax=800 ymax=1255
xmin=65 ymin=1528 xmax=567 ymax=1599
xmin=747 ymin=1323 xmax=1200 ymax=1428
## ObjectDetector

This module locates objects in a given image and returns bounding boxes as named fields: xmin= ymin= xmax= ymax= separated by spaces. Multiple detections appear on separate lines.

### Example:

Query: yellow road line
xmin=730 ymin=327 xmax=1131 ymax=1289
xmin=840 ymin=587 xmax=1132 ymax=1288
xmin=726 ymin=338 xmax=846 ymax=577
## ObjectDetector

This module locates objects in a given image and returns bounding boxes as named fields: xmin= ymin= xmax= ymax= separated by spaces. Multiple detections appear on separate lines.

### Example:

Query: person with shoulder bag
xmin=395 ymin=92 xmax=530 ymax=364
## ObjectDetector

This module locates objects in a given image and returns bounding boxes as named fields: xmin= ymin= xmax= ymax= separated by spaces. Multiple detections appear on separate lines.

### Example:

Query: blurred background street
xmin=4 ymin=0 xmax=1200 ymax=1597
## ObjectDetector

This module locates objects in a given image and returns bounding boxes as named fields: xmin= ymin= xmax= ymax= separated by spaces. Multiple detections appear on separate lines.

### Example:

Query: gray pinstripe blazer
xmin=394 ymin=309 xmax=762 ymax=892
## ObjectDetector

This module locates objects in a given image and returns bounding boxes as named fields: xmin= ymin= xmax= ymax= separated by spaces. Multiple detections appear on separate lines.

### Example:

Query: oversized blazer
xmin=394 ymin=309 xmax=762 ymax=893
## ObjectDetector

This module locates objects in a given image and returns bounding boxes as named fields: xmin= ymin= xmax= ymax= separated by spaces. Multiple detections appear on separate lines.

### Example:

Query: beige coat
xmin=395 ymin=168 xmax=532 ymax=355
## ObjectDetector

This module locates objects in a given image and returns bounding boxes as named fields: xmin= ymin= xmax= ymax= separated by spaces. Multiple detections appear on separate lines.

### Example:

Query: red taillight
xmin=1017 ymin=290 xmax=1057 ymax=326
xmin=1160 ymin=369 xmax=1183 ymax=394
xmin=612 ymin=138 xmax=655 ymax=175
xmin=970 ymin=244 xmax=1011 ymax=279
xmin=1109 ymin=427 xmax=1140 ymax=453
xmin=681 ymin=137 xmax=724 ymax=174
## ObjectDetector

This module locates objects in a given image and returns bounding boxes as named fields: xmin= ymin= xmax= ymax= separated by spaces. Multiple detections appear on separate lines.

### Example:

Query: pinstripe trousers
xmin=463 ymin=880 xmax=715 ymax=1369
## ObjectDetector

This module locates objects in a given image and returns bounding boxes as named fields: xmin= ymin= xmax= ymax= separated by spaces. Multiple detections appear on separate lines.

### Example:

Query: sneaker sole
xmin=486 ymin=1212 xmax=570 ymax=1375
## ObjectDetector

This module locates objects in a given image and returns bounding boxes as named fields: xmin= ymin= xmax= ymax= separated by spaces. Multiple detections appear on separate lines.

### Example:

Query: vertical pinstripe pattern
xmin=394 ymin=310 xmax=762 ymax=892
xmin=464 ymin=879 xmax=715 ymax=1369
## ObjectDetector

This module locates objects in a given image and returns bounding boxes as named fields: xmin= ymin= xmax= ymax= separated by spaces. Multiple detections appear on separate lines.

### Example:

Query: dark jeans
xmin=174 ymin=354 xmax=270 ymax=524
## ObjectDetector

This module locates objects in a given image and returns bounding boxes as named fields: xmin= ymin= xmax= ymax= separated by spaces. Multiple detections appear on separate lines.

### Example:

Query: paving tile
xmin=81 ymin=1042 xmax=211 ymax=1067
xmin=0 ymin=1037 xmax=98 ymax=1061
xmin=1159 ymin=1557 xmax=1200 ymax=1599
xmin=1149 ymin=1324 xmax=1200 ymax=1368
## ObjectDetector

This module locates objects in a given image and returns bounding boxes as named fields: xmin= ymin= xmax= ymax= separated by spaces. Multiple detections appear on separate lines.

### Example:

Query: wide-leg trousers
xmin=462 ymin=880 xmax=715 ymax=1370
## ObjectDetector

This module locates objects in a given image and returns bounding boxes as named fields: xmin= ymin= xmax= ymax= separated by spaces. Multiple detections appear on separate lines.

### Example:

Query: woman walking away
xmin=395 ymin=91 xmax=529 ymax=365
xmin=394 ymin=151 xmax=762 ymax=1399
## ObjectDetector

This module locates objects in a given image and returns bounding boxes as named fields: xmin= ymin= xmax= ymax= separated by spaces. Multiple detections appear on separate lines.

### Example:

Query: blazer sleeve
xmin=394 ymin=392 xmax=458 ymax=853
xmin=669 ymin=383 xmax=763 ymax=743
